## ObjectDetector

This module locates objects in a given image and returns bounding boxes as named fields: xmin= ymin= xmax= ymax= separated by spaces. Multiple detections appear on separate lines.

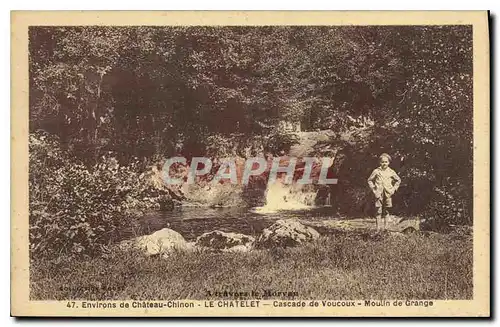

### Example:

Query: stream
xmin=128 ymin=205 xmax=338 ymax=241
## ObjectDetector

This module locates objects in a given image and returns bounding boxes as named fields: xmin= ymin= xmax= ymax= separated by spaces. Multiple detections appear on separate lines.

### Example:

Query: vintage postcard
xmin=11 ymin=11 xmax=490 ymax=317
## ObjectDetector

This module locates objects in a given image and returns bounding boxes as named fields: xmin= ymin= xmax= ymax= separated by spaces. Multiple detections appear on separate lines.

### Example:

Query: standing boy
xmin=367 ymin=153 xmax=401 ymax=231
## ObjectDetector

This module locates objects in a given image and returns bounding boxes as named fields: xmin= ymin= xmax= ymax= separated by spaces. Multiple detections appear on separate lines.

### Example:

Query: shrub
xmin=29 ymin=131 xmax=171 ymax=258
xmin=264 ymin=131 xmax=300 ymax=154
xmin=205 ymin=134 xmax=266 ymax=158
xmin=421 ymin=181 xmax=473 ymax=231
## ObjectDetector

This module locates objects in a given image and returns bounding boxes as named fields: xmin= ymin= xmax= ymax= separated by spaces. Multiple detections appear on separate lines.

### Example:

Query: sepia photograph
xmin=11 ymin=11 xmax=490 ymax=317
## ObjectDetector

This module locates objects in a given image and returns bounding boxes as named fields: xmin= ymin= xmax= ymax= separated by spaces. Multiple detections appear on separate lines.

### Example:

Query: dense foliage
xmin=29 ymin=131 xmax=172 ymax=257
xmin=29 ymin=25 xmax=473 ymax=256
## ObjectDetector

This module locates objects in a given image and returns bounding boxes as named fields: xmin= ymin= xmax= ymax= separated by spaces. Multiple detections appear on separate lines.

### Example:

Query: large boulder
xmin=134 ymin=228 xmax=190 ymax=256
xmin=196 ymin=230 xmax=255 ymax=252
xmin=255 ymin=219 xmax=320 ymax=248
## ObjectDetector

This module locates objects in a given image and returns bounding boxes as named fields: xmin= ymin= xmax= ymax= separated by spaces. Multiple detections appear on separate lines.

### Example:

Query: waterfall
xmin=253 ymin=183 xmax=318 ymax=213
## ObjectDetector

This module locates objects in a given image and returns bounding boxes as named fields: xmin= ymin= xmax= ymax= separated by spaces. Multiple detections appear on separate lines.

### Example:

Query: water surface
xmin=131 ymin=206 xmax=338 ymax=241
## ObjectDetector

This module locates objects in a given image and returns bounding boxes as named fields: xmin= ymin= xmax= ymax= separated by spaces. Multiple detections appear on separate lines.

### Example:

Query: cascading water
xmin=253 ymin=182 xmax=318 ymax=213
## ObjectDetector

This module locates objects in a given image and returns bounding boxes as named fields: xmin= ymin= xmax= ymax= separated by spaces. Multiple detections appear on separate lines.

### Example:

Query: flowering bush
xmin=29 ymin=131 xmax=172 ymax=258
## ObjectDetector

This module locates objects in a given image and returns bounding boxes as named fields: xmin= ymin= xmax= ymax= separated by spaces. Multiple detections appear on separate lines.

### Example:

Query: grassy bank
xmin=30 ymin=232 xmax=472 ymax=300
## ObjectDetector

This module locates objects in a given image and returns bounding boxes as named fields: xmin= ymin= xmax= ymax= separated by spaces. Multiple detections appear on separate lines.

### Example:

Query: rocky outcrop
xmin=196 ymin=230 xmax=254 ymax=252
xmin=386 ymin=216 xmax=420 ymax=233
xmin=126 ymin=228 xmax=192 ymax=256
xmin=255 ymin=219 xmax=320 ymax=248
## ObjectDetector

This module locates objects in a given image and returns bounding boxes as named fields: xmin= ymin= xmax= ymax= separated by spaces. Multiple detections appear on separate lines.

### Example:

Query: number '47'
xmin=66 ymin=302 xmax=76 ymax=308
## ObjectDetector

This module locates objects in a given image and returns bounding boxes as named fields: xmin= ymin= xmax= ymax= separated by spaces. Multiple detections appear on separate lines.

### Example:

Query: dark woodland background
xmin=28 ymin=26 xmax=473 ymax=257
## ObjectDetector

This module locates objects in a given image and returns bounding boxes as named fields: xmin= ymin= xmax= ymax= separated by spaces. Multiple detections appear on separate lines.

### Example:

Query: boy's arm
xmin=392 ymin=170 xmax=401 ymax=191
xmin=367 ymin=169 xmax=377 ymax=190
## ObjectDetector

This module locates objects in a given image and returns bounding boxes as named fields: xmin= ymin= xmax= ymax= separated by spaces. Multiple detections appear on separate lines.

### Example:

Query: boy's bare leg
xmin=383 ymin=207 xmax=390 ymax=229
xmin=376 ymin=207 xmax=383 ymax=231
xmin=385 ymin=195 xmax=393 ymax=227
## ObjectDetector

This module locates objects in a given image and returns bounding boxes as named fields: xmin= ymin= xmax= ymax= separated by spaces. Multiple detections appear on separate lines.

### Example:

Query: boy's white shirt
xmin=367 ymin=166 xmax=401 ymax=198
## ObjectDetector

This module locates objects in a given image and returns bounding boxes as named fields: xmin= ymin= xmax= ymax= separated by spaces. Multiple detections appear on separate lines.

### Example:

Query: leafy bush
xmin=264 ymin=131 xmax=300 ymax=154
xmin=421 ymin=182 xmax=473 ymax=231
xmin=29 ymin=131 xmax=171 ymax=258
xmin=204 ymin=134 xmax=267 ymax=158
